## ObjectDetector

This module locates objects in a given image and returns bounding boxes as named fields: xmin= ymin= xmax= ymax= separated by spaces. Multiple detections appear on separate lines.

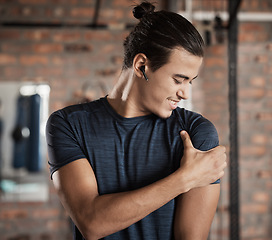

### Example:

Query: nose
xmin=177 ymin=83 xmax=190 ymax=100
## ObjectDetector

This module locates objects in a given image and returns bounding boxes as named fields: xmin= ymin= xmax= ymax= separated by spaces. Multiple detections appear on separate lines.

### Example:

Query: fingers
xmin=207 ymin=145 xmax=226 ymax=154
xmin=216 ymin=145 xmax=226 ymax=153
xmin=180 ymin=130 xmax=194 ymax=149
xmin=213 ymin=149 xmax=227 ymax=178
xmin=179 ymin=130 xmax=228 ymax=183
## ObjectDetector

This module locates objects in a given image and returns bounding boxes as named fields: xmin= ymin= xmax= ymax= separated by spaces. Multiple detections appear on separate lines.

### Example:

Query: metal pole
xmin=228 ymin=0 xmax=241 ymax=239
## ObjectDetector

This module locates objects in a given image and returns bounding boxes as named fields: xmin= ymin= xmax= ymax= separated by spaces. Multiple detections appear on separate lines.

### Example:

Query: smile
xmin=168 ymin=99 xmax=179 ymax=110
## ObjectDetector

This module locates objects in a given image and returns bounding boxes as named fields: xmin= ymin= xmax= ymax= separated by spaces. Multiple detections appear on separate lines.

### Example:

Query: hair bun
xmin=133 ymin=2 xmax=155 ymax=19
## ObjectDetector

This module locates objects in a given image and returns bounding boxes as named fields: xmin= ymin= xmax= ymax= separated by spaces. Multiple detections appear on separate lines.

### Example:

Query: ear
xmin=133 ymin=53 xmax=149 ymax=78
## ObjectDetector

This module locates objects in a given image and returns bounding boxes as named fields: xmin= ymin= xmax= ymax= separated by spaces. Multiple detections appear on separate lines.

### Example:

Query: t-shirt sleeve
xmin=46 ymin=110 xmax=86 ymax=179
xmin=188 ymin=112 xmax=220 ymax=184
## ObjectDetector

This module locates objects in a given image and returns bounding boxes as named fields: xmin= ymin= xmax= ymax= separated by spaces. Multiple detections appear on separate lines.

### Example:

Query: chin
xmin=156 ymin=110 xmax=173 ymax=119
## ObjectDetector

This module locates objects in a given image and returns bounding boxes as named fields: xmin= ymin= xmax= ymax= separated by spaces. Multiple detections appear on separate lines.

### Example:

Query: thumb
xmin=180 ymin=130 xmax=193 ymax=149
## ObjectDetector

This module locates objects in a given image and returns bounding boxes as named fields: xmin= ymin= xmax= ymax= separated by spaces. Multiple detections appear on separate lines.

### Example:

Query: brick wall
xmin=194 ymin=1 xmax=272 ymax=239
xmin=198 ymin=25 xmax=272 ymax=240
xmin=0 ymin=27 xmax=130 ymax=111
xmin=0 ymin=0 xmax=271 ymax=239
xmin=237 ymin=27 xmax=272 ymax=240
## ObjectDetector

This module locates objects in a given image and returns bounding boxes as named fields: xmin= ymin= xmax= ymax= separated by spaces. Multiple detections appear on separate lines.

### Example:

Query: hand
xmin=179 ymin=131 xmax=227 ymax=190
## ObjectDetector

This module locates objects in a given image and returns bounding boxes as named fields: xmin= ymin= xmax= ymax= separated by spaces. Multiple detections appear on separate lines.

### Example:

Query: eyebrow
xmin=173 ymin=74 xmax=198 ymax=80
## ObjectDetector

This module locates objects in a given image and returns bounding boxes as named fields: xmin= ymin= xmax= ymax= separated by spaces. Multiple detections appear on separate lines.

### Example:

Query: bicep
xmin=174 ymin=184 xmax=220 ymax=240
xmin=52 ymin=158 xmax=98 ymax=235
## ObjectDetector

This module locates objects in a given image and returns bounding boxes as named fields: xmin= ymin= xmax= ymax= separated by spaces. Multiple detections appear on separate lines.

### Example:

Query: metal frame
xmin=228 ymin=0 xmax=242 ymax=239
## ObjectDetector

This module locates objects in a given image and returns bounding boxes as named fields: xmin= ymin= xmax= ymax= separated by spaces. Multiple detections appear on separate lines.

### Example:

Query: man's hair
xmin=123 ymin=1 xmax=204 ymax=71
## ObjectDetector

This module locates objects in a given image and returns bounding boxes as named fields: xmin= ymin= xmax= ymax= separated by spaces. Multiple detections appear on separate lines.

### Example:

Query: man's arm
xmin=52 ymin=131 xmax=226 ymax=240
xmin=174 ymin=126 xmax=222 ymax=240
xmin=174 ymin=184 xmax=220 ymax=240
xmin=53 ymin=158 xmax=188 ymax=239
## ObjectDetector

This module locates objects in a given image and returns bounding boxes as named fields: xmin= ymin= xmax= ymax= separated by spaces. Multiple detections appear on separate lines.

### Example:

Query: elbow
xmin=81 ymin=229 xmax=101 ymax=240
xmin=76 ymin=215 xmax=106 ymax=240
xmin=78 ymin=225 xmax=101 ymax=240
xmin=80 ymin=226 xmax=98 ymax=240
xmin=174 ymin=231 xmax=208 ymax=240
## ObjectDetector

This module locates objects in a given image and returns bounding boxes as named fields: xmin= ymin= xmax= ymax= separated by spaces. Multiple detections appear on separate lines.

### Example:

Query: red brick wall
xmin=194 ymin=1 xmax=272 ymax=239
xmin=237 ymin=30 xmax=272 ymax=240
xmin=202 ymin=27 xmax=272 ymax=240
xmin=198 ymin=22 xmax=272 ymax=240
xmin=194 ymin=44 xmax=230 ymax=240
xmin=0 ymin=0 xmax=271 ymax=239
xmin=0 ymin=27 xmax=130 ymax=111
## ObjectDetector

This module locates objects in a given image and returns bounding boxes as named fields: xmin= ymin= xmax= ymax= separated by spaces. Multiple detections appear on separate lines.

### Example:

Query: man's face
xmin=136 ymin=48 xmax=203 ymax=119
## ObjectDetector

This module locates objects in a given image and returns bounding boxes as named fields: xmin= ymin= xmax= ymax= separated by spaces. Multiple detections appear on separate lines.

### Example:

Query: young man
xmin=46 ymin=2 xmax=227 ymax=239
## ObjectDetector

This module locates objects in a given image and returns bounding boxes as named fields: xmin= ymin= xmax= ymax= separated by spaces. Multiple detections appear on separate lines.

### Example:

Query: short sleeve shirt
xmin=46 ymin=96 xmax=220 ymax=240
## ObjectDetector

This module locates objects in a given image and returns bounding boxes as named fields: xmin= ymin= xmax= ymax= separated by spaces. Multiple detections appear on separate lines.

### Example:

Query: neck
xmin=107 ymin=68 xmax=145 ymax=118
xmin=109 ymin=68 xmax=134 ymax=101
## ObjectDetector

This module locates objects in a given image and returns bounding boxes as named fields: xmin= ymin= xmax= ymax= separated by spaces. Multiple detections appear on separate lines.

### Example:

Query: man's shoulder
xmin=170 ymin=107 xmax=205 ymax=129
xmin=51 ymin=97 xmax=105 ymax=120
xmin=172 ymin=107 xmax=218 ymax=149
xmin=174 ymin=106 xmax=203 ymax=119
xmin=46 ymin=98 xmax=107 ymax=133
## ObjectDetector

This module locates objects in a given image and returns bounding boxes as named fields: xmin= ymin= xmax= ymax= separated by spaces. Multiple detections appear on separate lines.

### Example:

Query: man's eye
xmin=174 ymin=78 xmax=192 ymax=85
xmin=174 ymin=78 xmax=182 ymax=84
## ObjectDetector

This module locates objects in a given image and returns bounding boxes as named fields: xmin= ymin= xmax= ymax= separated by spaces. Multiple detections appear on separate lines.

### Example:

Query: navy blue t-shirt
xmin=46 ymin=96 xmax=219 ymax=240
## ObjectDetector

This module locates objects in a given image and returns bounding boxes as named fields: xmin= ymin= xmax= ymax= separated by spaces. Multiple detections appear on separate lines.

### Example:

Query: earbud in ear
xmin=140 ymin=66 xmax=148 ymax=81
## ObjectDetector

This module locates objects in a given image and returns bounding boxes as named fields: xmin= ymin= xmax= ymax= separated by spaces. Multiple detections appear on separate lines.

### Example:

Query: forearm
xmin=79 ymin=170 xmax=187 ymax=239
xmin=54 ymin=132 xmax=227 ymax=240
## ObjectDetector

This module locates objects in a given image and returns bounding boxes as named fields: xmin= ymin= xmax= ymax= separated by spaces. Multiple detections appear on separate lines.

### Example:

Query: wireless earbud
xmin=140 ymin=66 xmax=148 ymax=81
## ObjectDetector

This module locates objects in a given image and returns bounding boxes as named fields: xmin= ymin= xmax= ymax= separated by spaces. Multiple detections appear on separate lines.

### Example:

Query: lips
xmin=168 ymin=99 xmax=179 ymax=110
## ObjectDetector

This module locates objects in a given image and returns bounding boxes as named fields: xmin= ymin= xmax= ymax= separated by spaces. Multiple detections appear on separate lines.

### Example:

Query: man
xmin=46 ymin=2 xmax=227 ymax=239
